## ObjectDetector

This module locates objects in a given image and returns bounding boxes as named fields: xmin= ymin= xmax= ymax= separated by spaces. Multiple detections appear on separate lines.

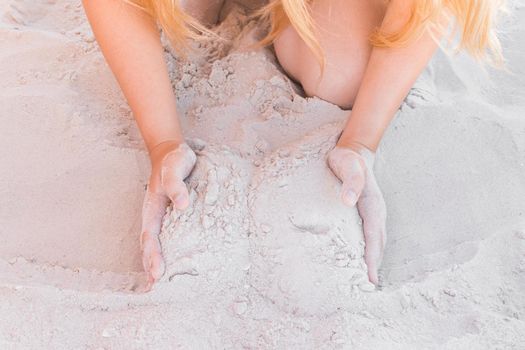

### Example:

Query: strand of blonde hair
xmin=124 ymin=0 xmax=217 ymax=51
xmin=258 ymin=0 xmax=506 ymax=67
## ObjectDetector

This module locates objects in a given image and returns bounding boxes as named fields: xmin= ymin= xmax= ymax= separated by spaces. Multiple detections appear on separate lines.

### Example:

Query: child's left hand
xmin=327 ymin=145 xmax=387 ymax=286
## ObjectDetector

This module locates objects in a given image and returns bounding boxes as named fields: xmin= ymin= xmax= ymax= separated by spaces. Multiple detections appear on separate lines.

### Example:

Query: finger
xmin=141 ymin=191 xmax=170 ymax=243
xmin=140 ymin=231 xmax=166 ymax=284
xmin=364 ymin=234 xmax=382 ymax=285
xmin=162 ymin=175 xmax=190 ymax=210
xmin=341 ymin=165 xmax=365 ymax=206
xmin=356 ymin=171 xmax=387 ymax=285
xmin=361 ymin=220 xmax=386 ymax=286
xmin=160 ymin=145 xmax=196 ymax=210
xmin=141 ymin=191 xmax=169 ymax=283
xmin=367 ymin=264 xmax=379 ymax=286
xmin=358 ymin=197 xmax=387 ymax=285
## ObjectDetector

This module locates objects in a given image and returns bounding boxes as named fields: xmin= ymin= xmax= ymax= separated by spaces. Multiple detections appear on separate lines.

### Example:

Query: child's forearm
xmin=338 ymin=0 xmax=445 ymax=152
xmin=83 ymin=0 xmax=184 ymax=153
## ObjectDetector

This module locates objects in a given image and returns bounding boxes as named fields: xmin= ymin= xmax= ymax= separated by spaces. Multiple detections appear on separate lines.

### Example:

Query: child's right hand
xmin=140 ymin=141 xmax=197 ymax=290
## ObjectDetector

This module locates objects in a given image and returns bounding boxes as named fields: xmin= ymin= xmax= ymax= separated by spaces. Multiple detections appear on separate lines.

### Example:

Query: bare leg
xmin=180 ymin=0 xmax=225 ymax=26
xmin=274 ymin=0 xmax=387 ymax=109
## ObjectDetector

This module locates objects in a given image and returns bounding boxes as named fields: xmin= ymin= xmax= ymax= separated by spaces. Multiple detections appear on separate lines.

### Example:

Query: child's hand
xmin=327 ymin=145 xmax=387 ymax=286
xmin=141 ymin=142 xmax=196 ymax=290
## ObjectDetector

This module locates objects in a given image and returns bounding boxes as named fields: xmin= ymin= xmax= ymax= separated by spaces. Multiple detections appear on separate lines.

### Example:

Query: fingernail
xmin=368 ymin=269 xmax=379 ymax=285
xmin=150 ymin=258 xmax=165 ymax=280
xmin=173 ymin=193 xmax=188 ymax=208
xmin=146 ymin=278 xmax=154 ymax=292
xmin=343 ymin=190 xmax=358 ymax=206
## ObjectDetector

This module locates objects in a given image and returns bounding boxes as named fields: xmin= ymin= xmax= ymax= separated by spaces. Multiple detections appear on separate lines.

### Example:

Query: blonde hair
xmin=129 ymin=0 xmax=506 ymax=66
xmin=259 ymin=0 xmax=506 ymax=67
xmin=124 ymin=0 xmax=214 ymax=50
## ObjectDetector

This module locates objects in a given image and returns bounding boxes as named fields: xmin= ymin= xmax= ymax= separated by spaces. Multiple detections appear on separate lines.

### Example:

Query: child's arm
xmin=82 ymin=0 xmax=184 ymax=152
xmin=83 ymin=0 xmax=194 ymax=288
xmin=337 ymin=0 xmax=444 ymax=151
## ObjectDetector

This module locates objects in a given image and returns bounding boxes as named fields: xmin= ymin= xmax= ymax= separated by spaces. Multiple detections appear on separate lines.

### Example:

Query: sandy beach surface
xmin=1 ymin=1 xmax=524 ymax=349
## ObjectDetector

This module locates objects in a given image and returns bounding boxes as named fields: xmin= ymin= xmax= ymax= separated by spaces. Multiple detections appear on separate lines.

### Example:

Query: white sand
xmin=1 ymin=1 xmax=525 ymax=349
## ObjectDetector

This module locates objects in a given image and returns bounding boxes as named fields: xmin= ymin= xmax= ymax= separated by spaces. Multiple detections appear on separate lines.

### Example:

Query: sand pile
xmin=1 ymin=1 xmax=524 ymax=349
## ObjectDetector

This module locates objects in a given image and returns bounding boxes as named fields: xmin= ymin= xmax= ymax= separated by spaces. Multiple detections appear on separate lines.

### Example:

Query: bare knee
xmin=275 ymin=29 xmax=368 ymax=109
xmin=276 ymin=40 xmax=368 ymax=109
xmin=273 ymin=0 xmax=386 ymax=109
xmin=299 ymin=64 xmax=366 ymax=109
xmin=273 ymin=20 xmax=378 ymax=108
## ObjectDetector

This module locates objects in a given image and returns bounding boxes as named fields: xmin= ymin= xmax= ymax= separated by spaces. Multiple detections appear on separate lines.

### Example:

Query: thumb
xmin=160 ymin=143 xmax=196 ymax=210
xmin=164 ymin=178 xmax=191 ymax=210
xmin=340 ymin=164 xmax=365 ymax=206
xmin=328 ymin=147 xmax=366 ymax=206
xmin=364 ymin=238 xmax=382 ymax=285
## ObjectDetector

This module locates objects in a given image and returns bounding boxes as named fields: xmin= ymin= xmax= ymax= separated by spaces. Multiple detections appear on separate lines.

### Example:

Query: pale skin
xmin=82 ymin=0 xmax=443 ymax=289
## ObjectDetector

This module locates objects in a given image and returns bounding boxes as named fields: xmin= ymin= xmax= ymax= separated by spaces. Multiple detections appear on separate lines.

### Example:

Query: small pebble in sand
xmin=269 ymin=75 xmax=286 ymax=87
xmin=443 ymin=288 xmax=457 ymax=297
xmin=101 ymin=326 xmax=119 ymax=338
xmin=278 ymin=149 xmax=290 ymax=158
xmin=209 ymin=65 xmax=227 ymax=86
xmin=233 ymin=301 xmax=248 ymax=315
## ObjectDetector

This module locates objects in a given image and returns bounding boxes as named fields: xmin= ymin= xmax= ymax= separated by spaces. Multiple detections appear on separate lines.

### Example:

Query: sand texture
xmin=1 ymin=1 xmax=525 ymax=349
